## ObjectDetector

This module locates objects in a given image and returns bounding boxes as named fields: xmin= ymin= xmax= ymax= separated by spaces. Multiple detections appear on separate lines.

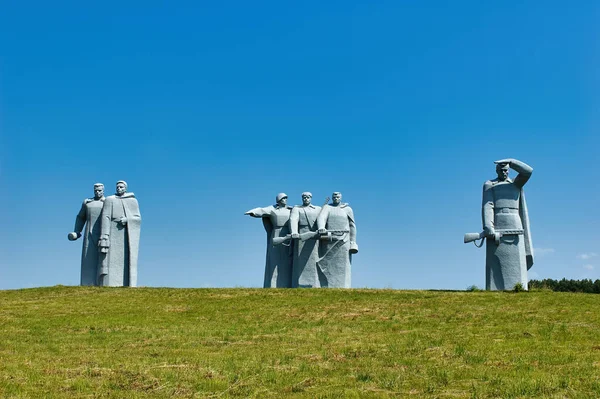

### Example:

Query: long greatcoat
xmin=316 ymin=204 xmax=357 ymax=288
xmin=74 ymin=197 xmax=105 ymax=286
xmin=289 ymin=204 xmax=321 ymax=288
xmin=100 ymin=193 xmax=142 ymax=287
xmin=247 ymin=205 xmax=293 ymax=288
xmin=482 ymin=178 xmax=533 ymax=290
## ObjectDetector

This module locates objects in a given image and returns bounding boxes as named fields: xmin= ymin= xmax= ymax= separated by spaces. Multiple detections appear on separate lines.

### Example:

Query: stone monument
xmin=316 ymin=192 xmax=358 ymax=288
xmin=98 ymin=180 xmax=142 ymax=287
xmin=289 ymin=192 xmax=322 ymax=288
xmin=68 ymin=183 xmax=106 ymax=286
xmin=245 ymin=193 xmax=293 ymax=288
xmin=464 ymin=159 xmax=534 ymax=290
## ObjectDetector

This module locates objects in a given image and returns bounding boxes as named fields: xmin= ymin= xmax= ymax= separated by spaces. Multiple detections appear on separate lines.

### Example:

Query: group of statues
xmin=245 ymin=192 xmax=358 ymax=288
xmin=69 ymin=158 xmax=535 ymax=291
xmin=68 ymin=181 xmax=142 ymax=287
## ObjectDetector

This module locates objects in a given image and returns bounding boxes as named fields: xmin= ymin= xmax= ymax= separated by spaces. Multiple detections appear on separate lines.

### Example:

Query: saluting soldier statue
xmin=481 ymin=159 xmax=534 ymax=290
xmin=465 ymin=159 xmax=534 ymax=290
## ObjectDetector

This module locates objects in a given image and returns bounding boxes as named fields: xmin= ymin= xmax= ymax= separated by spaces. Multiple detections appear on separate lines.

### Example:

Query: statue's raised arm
xmin=495 ymin=158 xmax=533 ymax=188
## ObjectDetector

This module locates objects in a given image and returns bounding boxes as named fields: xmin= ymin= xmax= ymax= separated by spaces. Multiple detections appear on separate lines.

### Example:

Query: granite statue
xmin=316 ymin=192 xmax=358 ymax=288
xmin=464 ymin=159 xmax=534 ymax=290
xmin=68 ymin=183 xmax=106 ymax=286
xmin=289 ymin=192 xmax=322 ymax=288
xmin=245 ymin=193 xmax=293 ymax=288
xmin=98 ymin=180 xmax=142 ymax=287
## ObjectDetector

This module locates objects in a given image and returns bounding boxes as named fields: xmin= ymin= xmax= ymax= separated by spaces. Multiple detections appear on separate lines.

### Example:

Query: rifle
xmin=464 ymin=229 xmax=524 ymax=247
xmin=273 ymin=231 xmax=320 ymax=245
xmin=319 ymin=230 xmax=351 ymax=241
xmin=315 ymin=197 xmax=358 ymax=253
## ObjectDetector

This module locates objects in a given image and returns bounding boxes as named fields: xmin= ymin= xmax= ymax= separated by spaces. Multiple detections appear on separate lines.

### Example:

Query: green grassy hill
xmin=1 ymin=286 xmax=600 ymax=398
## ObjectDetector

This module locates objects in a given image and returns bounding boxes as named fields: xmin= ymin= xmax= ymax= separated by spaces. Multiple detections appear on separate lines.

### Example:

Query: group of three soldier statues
xmin=70 ymin=158 xmax=534 ymax=291
xmin=245 ymin=191 xmax=359 ymax=288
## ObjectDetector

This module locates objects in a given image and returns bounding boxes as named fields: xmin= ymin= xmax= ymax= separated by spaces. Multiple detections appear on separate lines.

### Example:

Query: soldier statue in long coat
xmin=316 ymin=192 xmax=358 ymax=288
xmin=482 ymin=159 xmax=534 ymax=290
xmin=99 ymin=180 xmax=142 ymax=287
xmin=68 ymin=183 xmax=106 ymax=286
xmin=289 ymin=192 xmax=321 ymax=288
xmin=246 ymin=193 xmax=293 ymax=288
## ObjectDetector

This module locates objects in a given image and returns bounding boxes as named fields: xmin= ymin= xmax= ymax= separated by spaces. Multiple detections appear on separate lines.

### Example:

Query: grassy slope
xmin=1 ymin=286 xmax=600 ymax=398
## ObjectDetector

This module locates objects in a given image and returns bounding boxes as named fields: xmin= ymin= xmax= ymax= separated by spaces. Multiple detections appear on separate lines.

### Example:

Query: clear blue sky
xmin=1 ymin=1 xmax=598 ymax=290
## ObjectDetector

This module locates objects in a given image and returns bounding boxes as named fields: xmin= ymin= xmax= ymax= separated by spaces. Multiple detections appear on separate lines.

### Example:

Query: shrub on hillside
xmin=513 ymin=282 xmax=525 ymax=292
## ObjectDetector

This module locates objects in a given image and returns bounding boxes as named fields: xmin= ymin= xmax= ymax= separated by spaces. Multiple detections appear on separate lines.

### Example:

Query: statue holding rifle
xmin=316 ymin=192 xmax=358 ymax=288
xmin=464 ymin=159 xmax=534 ymax=290
xmin=98 ymin=180 xmax=142 ymax=287
xmin=245 ymin=193 xmax=293 ymax=288
xmin=289 ymin=192 xmax=323 ymax=288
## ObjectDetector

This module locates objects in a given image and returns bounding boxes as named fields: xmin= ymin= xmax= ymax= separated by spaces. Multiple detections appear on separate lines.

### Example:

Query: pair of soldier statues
xmin=246 ymin=191 xmax=359 ymax=288
xmin=69 ymin=158 xmax=534 ymax=291
xmin=68 ymin=181 xmax=142 ymax=287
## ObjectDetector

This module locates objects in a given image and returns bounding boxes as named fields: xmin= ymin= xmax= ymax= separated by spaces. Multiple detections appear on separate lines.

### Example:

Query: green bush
xmin=513 ymin=282 xmax=525 ymax=292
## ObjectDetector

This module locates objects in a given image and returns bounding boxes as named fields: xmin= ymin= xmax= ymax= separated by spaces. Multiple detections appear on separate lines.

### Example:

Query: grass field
xmin=1 ymin=286 xmax=600 ymax=398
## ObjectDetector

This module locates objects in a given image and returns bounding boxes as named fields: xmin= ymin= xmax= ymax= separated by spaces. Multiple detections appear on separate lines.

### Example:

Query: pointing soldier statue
xmin=245 ymin=193 xmax=294 ymax=288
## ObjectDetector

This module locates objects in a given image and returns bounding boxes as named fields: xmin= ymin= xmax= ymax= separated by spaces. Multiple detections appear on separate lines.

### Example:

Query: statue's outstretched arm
xmin=245 ymin=206 xmax=270 ymax=218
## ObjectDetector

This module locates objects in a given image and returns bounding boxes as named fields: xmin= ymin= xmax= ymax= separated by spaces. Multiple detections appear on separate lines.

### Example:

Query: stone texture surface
xmin=68 ymin=183 xmax=105 ymax=286
xmin=98 ymin=181 xmax=142 ymax=287
xmin=289 ymin=192 xmax=322 ymax=288
xmin=482 ymin=159 xmax=534 ymax=290
xmin=316 ymin=192 xmax=358 ymax=288
xmin=246 ymin=193 xmax=293 ymax=288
